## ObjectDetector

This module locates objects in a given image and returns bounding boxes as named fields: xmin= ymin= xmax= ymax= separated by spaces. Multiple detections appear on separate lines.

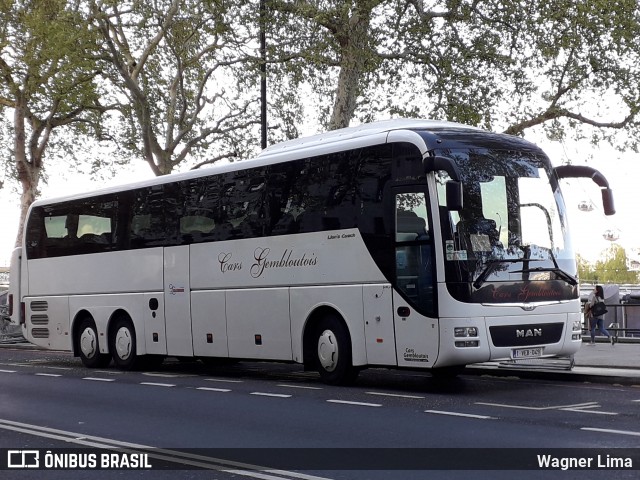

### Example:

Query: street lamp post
xmin=259 ymin=0 xmax=267 ymax=150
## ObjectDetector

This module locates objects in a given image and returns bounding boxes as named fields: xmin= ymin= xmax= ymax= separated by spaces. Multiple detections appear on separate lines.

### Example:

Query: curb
xmin=466 ymin=364 xmax=640 ymax=386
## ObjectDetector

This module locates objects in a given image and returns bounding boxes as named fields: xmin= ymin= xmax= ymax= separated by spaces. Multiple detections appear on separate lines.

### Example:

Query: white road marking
xmin=425 ymin=410 xmax=494 ymax=420
xmin=83 ymin=377 xmax=116 ymax=382
xmin=276 ymin=384 xmax=322 ymax=390
xmin=140 ymin=382 xmax=175 ymax=387
xmin=582 ymin=427 xmax=640 ymax=437
xmin=250 ymin=392 xmax=292 ymax=398
xmin=563 ymin=408 xmax=618 ymax=415
xmin=561 ymin=404 xmax=618 ymax=415
xmin=366 ymin=391 xmax=425 ymax=399
xmin=35 ymin=373 xmax=62 ymax=377
xmin=477 ymin=401 xmax=619 ymax=415
xmin=204 ymin=377 xmax=243 ymax=383
xmin=196 ymin=387 xmax=231 ymax=393
xmin=327 ymin=399 xmax=382 ymax=407
xmin=476 ymin=401 xmax=599 ymax=411
xmin=0 ymin=369 xmax=16 ymax=373
xmin=0 ymin=418 xmax=332 ymax=480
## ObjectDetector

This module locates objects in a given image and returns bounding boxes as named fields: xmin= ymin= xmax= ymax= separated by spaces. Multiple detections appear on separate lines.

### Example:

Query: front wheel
xmin=109 ymin=317 xmax=138 ymax=370
xmin=314 ymin=315 xmax=358 ymax=385
xmin=78 ymin=317 xmax=111 ymax=368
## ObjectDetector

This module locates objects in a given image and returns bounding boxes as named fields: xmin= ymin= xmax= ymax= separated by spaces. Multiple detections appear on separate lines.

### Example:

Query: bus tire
xmin=77 ymin=317 xmax=111 ymax=368
xmin=314 ymin=314 xmax=358 ymax=386
xmin=109 ymin=316 xmax=138 ymax=370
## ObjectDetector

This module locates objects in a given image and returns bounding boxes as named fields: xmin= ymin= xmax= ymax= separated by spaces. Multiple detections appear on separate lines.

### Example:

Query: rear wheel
xmin=109 ymin=316 xmax=138 ymax=370
xmin=314 ymin=314 xmax=358 ymax=385
xmin=77 ymin=317 xmax=111 ymax=368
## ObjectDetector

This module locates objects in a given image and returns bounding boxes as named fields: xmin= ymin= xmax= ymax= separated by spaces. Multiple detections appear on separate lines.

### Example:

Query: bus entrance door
xmin=393 ymin=290 xmax=439 ymax=368
xmin=164 ymin=245 xmax=194 ymax=356
xmin=392 ymin=188 xmax=439 ymax=368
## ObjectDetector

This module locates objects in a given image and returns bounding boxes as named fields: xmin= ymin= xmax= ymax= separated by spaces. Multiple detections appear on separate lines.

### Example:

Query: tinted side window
xmin=25 ymin=207 xmax=46 ymax=259
xmin=266 ymin=162 xmax=300 ymax=236
xmin=182 ymin=176 xmax=224 ymax=243
xmin=26 ymin=195 xmax=119 ymax=258
xmin=129 ymin=186 xmax=168 ymax=248
xmin=293 ymin=151 xmax=358 ymax=233
xmin=392 ymin=142 xmax=423 ymax=180
xmin=356 ymin=144 xmax=392 ymax=235
xmin=221 ymin=167 xmax=268 ymax=239
xmin=72 ymin=197 xmax=119 ymax=254
xmin=356 ymin=144 xmax=394 ymax=284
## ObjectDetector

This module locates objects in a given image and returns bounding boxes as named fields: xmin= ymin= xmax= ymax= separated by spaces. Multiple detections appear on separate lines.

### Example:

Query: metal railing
xmin=582 ymin=301 xmax=640 ymax=339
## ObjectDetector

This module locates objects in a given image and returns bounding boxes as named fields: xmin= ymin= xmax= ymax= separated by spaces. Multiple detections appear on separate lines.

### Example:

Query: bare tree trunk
xmin=13 ymin=97 xmax=42 ymax=248
xmin=328 ymin=5 xmax=373 ymax=130
xmin=329 ymin=51 xmax=366 ymax=130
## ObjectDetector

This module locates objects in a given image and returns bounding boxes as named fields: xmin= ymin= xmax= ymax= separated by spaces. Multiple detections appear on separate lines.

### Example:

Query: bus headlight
xmin=454 ymin=327 xmax=478 ymax=337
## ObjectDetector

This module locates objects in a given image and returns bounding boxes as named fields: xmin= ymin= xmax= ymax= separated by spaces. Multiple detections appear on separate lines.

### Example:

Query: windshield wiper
xmin=510 ymin=266 xmax=578 ymax=286
xmin=472 ymin=258 xmax=535 ymax=290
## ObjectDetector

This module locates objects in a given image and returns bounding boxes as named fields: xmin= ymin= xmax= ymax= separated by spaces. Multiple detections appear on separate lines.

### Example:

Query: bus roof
xmin=29 ymin=119 xmax=486 ymax=208
xmin=257 ymin=118 xmax=479 ymax=159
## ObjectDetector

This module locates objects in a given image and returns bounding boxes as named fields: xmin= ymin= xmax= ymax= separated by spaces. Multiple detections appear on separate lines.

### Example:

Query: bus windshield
xmin=436 ymin=147 xmax=578 ymax=304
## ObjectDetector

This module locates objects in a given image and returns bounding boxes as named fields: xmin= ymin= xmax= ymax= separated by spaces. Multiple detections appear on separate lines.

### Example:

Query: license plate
xmin=511 ymin=347 xmax=543 ymax=359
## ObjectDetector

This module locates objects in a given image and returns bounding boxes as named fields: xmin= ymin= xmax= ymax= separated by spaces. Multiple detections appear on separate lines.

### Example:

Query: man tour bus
xmin=8 ymin=119 xmax=614 ymax=384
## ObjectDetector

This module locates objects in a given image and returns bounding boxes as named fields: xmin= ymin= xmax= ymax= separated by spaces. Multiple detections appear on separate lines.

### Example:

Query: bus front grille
xmin=489 ymin=323 xmax=564 ymax=347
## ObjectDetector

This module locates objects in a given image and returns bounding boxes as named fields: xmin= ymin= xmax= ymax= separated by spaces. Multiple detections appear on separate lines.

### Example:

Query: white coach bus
xmin=8 ymin=119 xmax=614 ymax=384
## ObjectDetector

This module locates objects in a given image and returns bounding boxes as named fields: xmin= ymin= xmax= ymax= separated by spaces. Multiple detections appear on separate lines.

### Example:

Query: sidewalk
xmin=574 ymin=339 xmax=639 ymax=369
xmin=469 ymin=339 xmax=640 ymax=385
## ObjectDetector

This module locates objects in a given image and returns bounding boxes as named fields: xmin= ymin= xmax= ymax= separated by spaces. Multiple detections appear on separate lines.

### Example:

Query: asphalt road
xmin=0 ymin=348 xmax=639 ymax=480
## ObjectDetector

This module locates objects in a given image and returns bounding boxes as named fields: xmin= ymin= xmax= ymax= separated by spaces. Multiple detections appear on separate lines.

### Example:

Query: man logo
xmin=516 ymin=328 xmax=542 ymax=338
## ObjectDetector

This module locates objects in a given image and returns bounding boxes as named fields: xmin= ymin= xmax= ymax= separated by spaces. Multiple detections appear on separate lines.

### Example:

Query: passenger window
xmin=395 ymin=193 xmax=430 ymax=242
xmin=130 ymin=187 xmax=166 ymax=248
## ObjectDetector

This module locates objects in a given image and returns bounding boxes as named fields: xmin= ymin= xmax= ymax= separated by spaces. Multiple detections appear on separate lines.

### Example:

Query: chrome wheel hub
xmin=80 ymin=327 xmax=98 ymax=359
xmin=317 ymin=329 xmax=338 ymax=372
xmin=115 ymin=327 xmax=132 ymax=361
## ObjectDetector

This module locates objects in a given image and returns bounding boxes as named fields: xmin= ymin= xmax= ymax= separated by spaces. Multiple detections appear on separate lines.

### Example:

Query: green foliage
xmin=91 ymin=0 xmax=260 ymax=175
xmin=578 ymin=245 xmax=639 ymax=285
xmin=0 ymin=0 xmax=118 ymax=245
xmin=263 ymin=0 xmax=640 ymax=151
xmin=1 ymin=1 xmax=103 ymax=121
xmin=3 ymin=0 xmax=640 ymax=247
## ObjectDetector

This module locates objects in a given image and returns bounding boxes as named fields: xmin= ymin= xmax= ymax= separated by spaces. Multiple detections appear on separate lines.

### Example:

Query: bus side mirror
xmin=602 ymin=188 xmax=615 ymax=216
xmin=446 ymin=181 xmax=463 ymax=211
xmin=553 ymin=164 xmax=615 ymax=216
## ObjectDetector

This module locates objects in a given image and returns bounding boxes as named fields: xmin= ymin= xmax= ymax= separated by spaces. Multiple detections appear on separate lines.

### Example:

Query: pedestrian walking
xmin=585 ymin=285 xmax=613 ymax=345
